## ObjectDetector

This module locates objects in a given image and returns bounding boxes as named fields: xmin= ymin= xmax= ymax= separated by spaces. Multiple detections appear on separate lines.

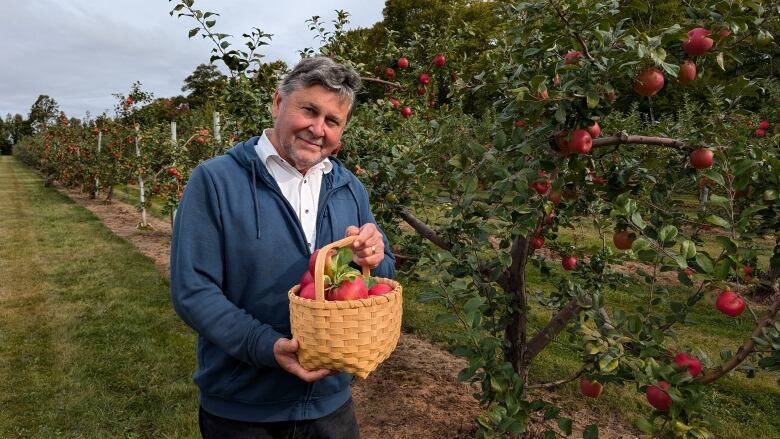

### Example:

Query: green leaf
xmin=716 ymin=52 xmax=725 ymax=70
xmin=586 ymin=91 xmax=600 ymax=109
xmin=632 ymin=237 xmax=651 ymax=252
xmin=714 ymin=236 xmax=737 ymax=253
xmin=188 ymin=27 xmax=200 ymax=38
xmin=636 ymin=417 xmax=656 ymax=433
xmin=557 ymin=417 xmax=573 ymax=435
xmin=464 ymin=296 xmax=485 ymax=314
xmin=583 ymin=425 xmax=599 ymax=439
xmin=706 ymin=215 xmax=730 ymax=229
xmin=631 ymin=211 xmax=646 ymax=229
xmin=702 ymin=170 xmax=725 ymax=187
xmin=714 ymin=258 xmax=733 ymax=279
xmin=680 ymin=240 xmax=697 ymax=259
xmin=695 ymin=253 xmax=714 ymax=273
xmin=659 ymin=225 xmax=678 ymax=242
xmin=435 ymin=313 xmax=457 ymax=325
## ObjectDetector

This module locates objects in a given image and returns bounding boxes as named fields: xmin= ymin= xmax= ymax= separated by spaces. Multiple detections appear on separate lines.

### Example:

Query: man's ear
xmin=271 ymin=89 xmax=282 ymax=120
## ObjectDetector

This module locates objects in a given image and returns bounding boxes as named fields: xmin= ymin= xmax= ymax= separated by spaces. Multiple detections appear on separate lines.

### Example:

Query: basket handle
xmin=314 ymin=235 xmax=370 ymax=301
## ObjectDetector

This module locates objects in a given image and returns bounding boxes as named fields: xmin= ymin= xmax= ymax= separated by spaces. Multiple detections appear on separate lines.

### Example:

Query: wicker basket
xmin=288 ymin=236 xmax=402 ymax=379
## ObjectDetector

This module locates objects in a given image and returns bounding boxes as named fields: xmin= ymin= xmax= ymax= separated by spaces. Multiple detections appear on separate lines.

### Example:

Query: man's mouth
xmin=297 ymin=136 xmax=323 ymax=148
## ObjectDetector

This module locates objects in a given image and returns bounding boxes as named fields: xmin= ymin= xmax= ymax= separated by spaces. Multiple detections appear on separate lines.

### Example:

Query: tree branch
xmin=523 ymin=298 xmax=581 ymax=366
xmin=697 ymin=288 xmax=780 ymax=384
xmin=360 ymin=76 xmax=403 ymax=89
xmin=526 ymin=364 xmax=587 ymax=390
xmin=591 ymin=132 xmax=687 ymax=150
xmin=549 ymin=0 xmax=595 ymax=62
xmin=398 ymin=208 xmax=451 ymax=251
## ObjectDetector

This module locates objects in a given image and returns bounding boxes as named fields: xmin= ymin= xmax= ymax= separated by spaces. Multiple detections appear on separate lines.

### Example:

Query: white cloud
xmin=0 ymin=0 xmax=383 ymax=119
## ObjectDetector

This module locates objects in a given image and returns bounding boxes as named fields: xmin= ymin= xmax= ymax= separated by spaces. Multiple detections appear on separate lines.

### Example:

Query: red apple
xmin=419 ymin=73 xmax=430 ymax=85
xmin=689 ymin=148 xmax=714 ymax=169
xmin=606 ymin=90 xmax=617 ymax=103
xmin=564 ymin=50 xmax=582 ymax=65
xmin=400 ymin=106 xmax=413 ymax=118
xmin=309 ymin=249 xmax=334 ymax=278
xmin=368 ymin=283 xmax=393 ymax=297
xmin=329 ymin=277 xmax=368 ymax=301
xmin=613 ymin=230 xmax=635 ymax=250
xmin=433 ymin=53 xmax=446 ymax=67
xmin=646 ymin=381 xmax=672 ymax=412
xmin=755 ymin=129 xmax=766 ymax=138
xmin=683 ymin=267 xmax=695 ymax=277
xmin=384 ymin=67 xmax=395 ymax=79
xmin=758 ymin=120 xmax=770 ymax=129
xmin=585 ymin=122 xmax=601 ymax=139
xmin=678 ymin=60 xmax=697 ymax=84
xmin=715 ymin=290 xmax=745 ymax=317
xmin=299 ymin=282 xmax=316 ymax=300
xmin=389 ymin=98 xmax=400 ymax=107
xmin=514 ymin=119 xmax=525 ymax=128
xmin=549 ymin=190 xmax=562 ymax=206
xmin=531 ymin=236 xmax=544 ymax=250
xmin=633 ymin=68 xmax=665 ymax=96
xmin=562 ymin=255 xmax=577 ymax=271
xmin=580 ymin=378 xmax=603 ymax=398
xmin=300 ymin=270 xmax=314 ymax=288
xmin=674 ymin=352 xmax=702 ymax=377
xmin=536 ymin=89 xmax=549 ymax=101
xmin=552 ymin=73 xmax=561 ymax=86
xmin=683 ymin=28 xmax=714 ymax=56
xmin=744 ymin=266 xmax=753 ymax=275
xmin=546 ymin=212 xmax=556 ymax=225
xmin=416 ymin=87 xmax=427 ymax=96
xmin=569 ymin=129 xmax=593 ymax=154
xmin=397 ymin=57 xmax=409 ymax=69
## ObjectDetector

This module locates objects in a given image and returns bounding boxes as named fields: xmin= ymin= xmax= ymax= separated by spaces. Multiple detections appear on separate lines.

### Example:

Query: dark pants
xmin=199 ymin=397 xmax=359 ymax=439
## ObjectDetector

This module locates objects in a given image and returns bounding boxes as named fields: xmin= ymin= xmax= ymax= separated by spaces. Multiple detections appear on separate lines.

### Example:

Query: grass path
xmin=0 ymin=156 xmax=197 ymax=437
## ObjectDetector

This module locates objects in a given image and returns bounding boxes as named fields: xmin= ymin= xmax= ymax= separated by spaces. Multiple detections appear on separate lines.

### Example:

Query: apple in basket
xmin=329 ymin=277 xmax=369 ymax=300
xmin=368 ymin=283 xmax=393 ymax=296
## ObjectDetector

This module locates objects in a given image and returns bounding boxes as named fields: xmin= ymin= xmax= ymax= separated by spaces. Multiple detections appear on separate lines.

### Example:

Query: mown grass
xmin=397 ymin=208 xmax=780 ymax=438
xmin=0 ymin=156 xmax=198 ymax=437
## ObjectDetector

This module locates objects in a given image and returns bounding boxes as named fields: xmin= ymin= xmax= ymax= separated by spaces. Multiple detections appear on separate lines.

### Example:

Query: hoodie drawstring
xmin=250 ymin=159 xmax=262 ymax=239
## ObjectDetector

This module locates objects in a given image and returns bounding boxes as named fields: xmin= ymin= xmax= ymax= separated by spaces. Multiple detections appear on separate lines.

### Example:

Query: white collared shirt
xmin=255 ymin=130 xmax=332 ymax=252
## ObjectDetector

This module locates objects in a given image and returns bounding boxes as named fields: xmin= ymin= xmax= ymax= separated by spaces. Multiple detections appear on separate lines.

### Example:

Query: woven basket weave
xmin=288 ymin=236 xmax=402 ymax=379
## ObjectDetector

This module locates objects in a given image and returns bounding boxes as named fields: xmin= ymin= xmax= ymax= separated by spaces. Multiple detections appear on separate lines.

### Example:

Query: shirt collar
xmin=256 ymin=130 xmax=332 ymax=175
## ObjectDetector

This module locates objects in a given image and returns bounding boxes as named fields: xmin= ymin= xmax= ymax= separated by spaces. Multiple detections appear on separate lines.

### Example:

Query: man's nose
xmin=308 ymin=118 xmax=325 ymax=137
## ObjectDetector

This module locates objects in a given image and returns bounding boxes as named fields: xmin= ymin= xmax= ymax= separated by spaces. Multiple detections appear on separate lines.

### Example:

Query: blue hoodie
xmin=170 ymin=137 xmax=395 ymax=422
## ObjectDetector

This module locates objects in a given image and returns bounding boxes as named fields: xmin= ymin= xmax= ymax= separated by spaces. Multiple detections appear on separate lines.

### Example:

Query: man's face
xmin=269 ymin=84 xmax=351 ymax=174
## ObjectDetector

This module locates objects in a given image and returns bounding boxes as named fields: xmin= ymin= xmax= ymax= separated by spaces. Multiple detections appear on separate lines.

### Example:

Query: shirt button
xmin=303 ymin=179 xmax=307 ymax=184
xmin=305 ymin=209 xmax=310 ymax=214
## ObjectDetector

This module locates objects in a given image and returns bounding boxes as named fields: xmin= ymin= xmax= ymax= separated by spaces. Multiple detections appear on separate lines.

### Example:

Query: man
xmin=171 ymin=56 xmax=395 ymax=438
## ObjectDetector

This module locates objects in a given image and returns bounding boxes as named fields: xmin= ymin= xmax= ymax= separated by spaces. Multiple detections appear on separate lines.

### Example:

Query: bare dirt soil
xmin=56 ymin=185 xmax=640 ymax=439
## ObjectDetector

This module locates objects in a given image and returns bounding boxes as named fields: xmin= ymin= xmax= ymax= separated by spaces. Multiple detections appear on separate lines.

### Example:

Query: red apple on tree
xmin=715 ymin=290 xmax=746 ymax=317
xmin=613 ymin=230 xmax=635 ymax=250
xmin=580 ymin=378 xmax=603 ymax=398
xmin=384 ymin=67 xmax=395 ymax=79
xmin=586 ymin=122 xmax=601 ymax=138
xmin=562 ymin=255 xmax=577 ymax=271
xmin=569 ymin=129 xmax=593 ymax=154
xmin=433 ymin=53 xmax=446 ymax=67
xmin=674 ymin=352 xmax=703 ymax=377
xmin=689 ymin=148 xmax=714 ymax=169
xmin=548 ymin=190 xmax=562 ymax=206
xmin=397 ymin=57 xmax=409 ymax=69
xmin=755 ymin=129 xmax=766 ymax=138
xmin=400 ymin=106 xmax=413 ymax=118
xmin=419 ymin=73 xmax=431 ymax=85
xmin=683 ymin=28 xmax=714 ymax=56
xmin=646 ymin=381 xmax=672 ymax=412
xmin=633 ymin=67 xmax=665 ymax=96
xmin=758 ymin=120 xmax=770 ymax=129
xmin=678 ymin=60 xmax=697 ymax=84
xmin=531 ymin=236 xmax=544 ymax=250
xmin=563 ymin=50 xmax=582 ymax=65
xmin=389 ymin=98 xmax=400 ymax=107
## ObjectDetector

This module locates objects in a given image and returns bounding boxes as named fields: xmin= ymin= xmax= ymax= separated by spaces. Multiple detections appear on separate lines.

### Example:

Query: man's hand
xmin=273 ymin=338 xmax=333 ymax=382
xmin=345 ymin=224 xmax=385 ymax=269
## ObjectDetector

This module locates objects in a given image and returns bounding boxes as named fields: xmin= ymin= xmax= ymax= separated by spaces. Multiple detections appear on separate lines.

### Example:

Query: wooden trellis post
xmin=134 ymin=123 xmax=148 ymax=228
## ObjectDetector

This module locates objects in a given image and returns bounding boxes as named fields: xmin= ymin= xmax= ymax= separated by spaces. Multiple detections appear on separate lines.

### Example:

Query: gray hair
xmin=278 ymin=56 xmax=362 ymax=121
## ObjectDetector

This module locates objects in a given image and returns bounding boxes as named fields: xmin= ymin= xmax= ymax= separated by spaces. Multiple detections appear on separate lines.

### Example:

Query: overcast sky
xmin=0 ymin=0 xmax=385 ymax=120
